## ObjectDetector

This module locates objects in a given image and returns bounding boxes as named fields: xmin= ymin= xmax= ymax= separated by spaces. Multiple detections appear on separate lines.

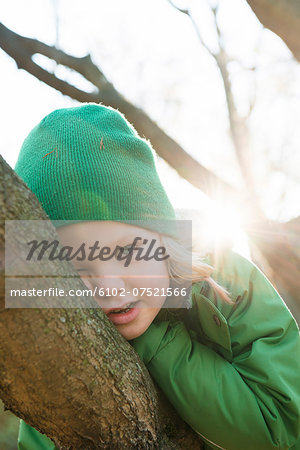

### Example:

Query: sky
xmin=1 ymin=0 xmax=300 ymax=258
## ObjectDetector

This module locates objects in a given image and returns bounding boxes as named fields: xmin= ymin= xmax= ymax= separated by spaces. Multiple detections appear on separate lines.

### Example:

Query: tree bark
xmin=246 ymin=0 xmax=300 ymax=61
xmin=0 ymin=155 xmax=203 ymax=449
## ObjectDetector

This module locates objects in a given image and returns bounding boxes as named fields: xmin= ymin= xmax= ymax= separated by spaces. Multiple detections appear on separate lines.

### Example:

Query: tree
xmin=0 ymin=156 xmax=203 ymax=448
xmin=246 ymin=0 xmax=300 ymax=62
xmin=1 ymin=1 xmax=300 ymax=446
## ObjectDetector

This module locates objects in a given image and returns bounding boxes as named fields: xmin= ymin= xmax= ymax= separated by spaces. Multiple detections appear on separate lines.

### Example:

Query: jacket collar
xmin=189 ymin=282 xmax=232 ymax=355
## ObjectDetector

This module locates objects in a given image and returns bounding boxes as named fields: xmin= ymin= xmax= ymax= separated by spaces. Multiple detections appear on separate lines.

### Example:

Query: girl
xmin=15 ymin=103 xmax=300 ymax=449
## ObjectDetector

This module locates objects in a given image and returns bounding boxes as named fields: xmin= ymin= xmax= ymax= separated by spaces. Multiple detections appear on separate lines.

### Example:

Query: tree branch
xmin=166 ymin=3 xmax=263 ymax=212
xmin=0 ymin=21 xmax=240 ymax=205
xmin=246 ymin=0 xmax=300 ymax=62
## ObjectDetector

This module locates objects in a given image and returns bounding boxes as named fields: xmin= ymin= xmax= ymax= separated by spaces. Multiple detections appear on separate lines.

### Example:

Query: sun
xmin=193 ymin=200 xmax=251 ymax=258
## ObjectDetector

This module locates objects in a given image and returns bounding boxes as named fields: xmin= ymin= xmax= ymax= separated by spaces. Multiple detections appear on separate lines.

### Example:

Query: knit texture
xmin=14 ymin=103 xmax=177 ymax=237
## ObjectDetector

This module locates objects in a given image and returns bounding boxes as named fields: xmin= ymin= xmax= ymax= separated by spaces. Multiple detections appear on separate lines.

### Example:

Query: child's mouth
xmin=106 ymin=300 xmax=141 ymax=325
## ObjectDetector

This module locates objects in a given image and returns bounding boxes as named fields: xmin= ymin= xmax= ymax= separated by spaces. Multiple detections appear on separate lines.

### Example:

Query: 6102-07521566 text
xmin=9 ymin=287 xmax=188 ymax=298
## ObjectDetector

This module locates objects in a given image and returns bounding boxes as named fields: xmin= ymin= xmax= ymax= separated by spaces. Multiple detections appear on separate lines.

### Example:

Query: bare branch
xmin=0 ymin=21 xmax=243 ymax=207
xmin=167 ymin=4 xmax=261 ymax=208
xmin=167 ymin=1 xmax=218 ymax=58
xmin=167 ymin=0 xmax=189 ymax=16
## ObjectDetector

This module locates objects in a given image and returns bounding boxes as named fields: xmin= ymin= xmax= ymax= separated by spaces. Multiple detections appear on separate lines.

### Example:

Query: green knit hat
xmin=14 ymin=103 xmax=177 ymax=237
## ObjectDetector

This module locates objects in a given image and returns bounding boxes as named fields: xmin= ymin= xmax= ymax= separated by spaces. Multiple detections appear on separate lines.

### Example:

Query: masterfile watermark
xmin=4 ymin=219 xmax=193 ymax=308
xmin=25 ymin=237 xmax=170 ymax=267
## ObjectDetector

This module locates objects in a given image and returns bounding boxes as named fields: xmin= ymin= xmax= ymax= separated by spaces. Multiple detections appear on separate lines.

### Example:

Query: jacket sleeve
xmin=129 ymin=253 xmax=300 ymax=450
xmin=18 ymin=419 xmax=57 ymax=450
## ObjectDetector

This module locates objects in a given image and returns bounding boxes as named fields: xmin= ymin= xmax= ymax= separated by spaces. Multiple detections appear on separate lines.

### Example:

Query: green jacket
xmin=18 ymin=249 xmax=300 ymax=449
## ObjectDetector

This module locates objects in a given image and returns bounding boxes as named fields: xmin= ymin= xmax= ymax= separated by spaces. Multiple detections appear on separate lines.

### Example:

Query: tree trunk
xmin=246 ymin=217 xmax=300 ymax=324
xmin=246 ymin=0 xmax=300 ymax=61
xmin=0 ymin=155 xmax=203 ymax=449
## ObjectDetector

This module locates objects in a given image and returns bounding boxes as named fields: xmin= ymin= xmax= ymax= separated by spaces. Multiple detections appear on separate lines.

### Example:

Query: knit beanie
xmin=14 ymin=103 xmax=178 ymax=238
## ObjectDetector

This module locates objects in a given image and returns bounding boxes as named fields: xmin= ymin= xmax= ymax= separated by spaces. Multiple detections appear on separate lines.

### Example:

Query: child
xmin=15 ymin=103 xmax=300 ymax=449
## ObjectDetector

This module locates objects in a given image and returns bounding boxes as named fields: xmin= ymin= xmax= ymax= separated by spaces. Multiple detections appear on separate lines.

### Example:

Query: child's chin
xmin=118 ymin=322 xmax=148 ymax=341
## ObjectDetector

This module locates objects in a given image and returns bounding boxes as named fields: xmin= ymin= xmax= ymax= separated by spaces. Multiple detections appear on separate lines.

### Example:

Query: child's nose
xmin=93 ymin=274 xmax=125 ymax=291
xmin=91 ymin=273 xmax=128 ymax=309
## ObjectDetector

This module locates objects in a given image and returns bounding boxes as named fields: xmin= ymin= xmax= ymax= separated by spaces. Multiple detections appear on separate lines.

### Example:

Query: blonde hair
xmin=160 ymin=234 xmax=234 ymax=305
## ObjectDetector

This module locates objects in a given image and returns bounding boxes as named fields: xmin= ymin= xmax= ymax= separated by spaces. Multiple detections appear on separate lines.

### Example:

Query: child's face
xmin=56 ymin=221 xmax=170 ymax=340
